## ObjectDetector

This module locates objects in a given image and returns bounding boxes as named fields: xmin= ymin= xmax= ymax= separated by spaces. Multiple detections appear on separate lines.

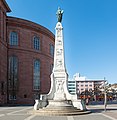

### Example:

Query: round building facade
xmin=0 ymin=0 xmax=54 ymax=105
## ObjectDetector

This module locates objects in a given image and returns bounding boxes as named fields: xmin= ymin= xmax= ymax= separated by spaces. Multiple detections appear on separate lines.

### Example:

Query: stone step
xmin=28 ymin=110 xmax=91 ymax=116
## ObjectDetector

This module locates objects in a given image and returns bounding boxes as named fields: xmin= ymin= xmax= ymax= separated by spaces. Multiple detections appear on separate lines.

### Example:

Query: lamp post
xmin=103 ymin=78 xmax=108 ymax=112
xmin=104 ymin=83 xmax=107 ymax=112
xmin=99 ymin=77 xmax=108 ymax=112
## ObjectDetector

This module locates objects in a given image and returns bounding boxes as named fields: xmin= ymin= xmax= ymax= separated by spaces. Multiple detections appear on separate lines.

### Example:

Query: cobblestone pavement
xmin=0 ymin=104 xmax=116 ymax=120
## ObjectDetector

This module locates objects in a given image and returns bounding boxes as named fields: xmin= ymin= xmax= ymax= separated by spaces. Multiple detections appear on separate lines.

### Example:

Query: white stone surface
xmin=34 ymin=22 xmax=86 ymax=111
xmin=34 ymin=100 xmax=39 ymax=110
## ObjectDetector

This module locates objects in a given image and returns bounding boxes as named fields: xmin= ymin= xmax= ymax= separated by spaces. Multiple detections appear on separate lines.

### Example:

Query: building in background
xmin=68 ymin=73 xmax=105 ymax=100
xmin=68 ymin=79 xmax=76 ymax=95
xmin=108 ymin=83 xmax=117 ymax=100
xmin=0 ymin=0 xmax=54 ymax=105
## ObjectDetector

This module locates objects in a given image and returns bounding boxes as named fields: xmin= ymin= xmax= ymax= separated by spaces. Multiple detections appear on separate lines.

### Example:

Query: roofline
xmin=2 ymin=0 xmax=11 ymax=12
xmin=7 ymin=16 xmax=55 ymax=40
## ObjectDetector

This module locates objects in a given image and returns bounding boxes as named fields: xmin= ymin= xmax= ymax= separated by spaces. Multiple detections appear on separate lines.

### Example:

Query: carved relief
xmin=57 ymin=29 xmax=61 ymax=37
xmin=56 ymin=49 xmax=62 ymax=56
xmin=56 ymin=59 xmax=63 ymax=68
xmin=54 ymin=69 xmax=64 ymax=72
xmin=57 ymin=39 xmax=62 ymax=45
xmin=56 ymin=80 xmax=64 ymax=93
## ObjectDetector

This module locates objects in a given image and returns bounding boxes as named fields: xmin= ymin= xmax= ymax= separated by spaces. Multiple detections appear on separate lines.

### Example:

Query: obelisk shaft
xmin=52 ymin=22 xmax=67 ymax=100
xmin=53 ymin=22 xmax=66 ymax=73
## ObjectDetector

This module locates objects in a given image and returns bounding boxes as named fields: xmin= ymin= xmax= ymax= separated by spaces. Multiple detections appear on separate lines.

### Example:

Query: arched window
xmin=33 ymin=36 xmax=40 ymax=50
xmin=50 ymin=44 xmax=54 ymax=57
xmin=50 ymin=64 xmax=53 ymax=74
xmin=33 ymin=60 xmax=40 ymax=90
xmin=8 ymin=56 xmax=18 ymax=100
xmin=9 ymin=32 xmax=18 ymax=45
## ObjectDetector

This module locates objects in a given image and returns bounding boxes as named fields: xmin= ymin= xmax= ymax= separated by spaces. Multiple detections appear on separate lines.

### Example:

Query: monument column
xmin=53 ymin=22 xmax=66 ymax=73
xmin=33 ymin=8 xmax=89 ymax=115
xmin=53 ymin=22 xmax=67 ymax=100
xmin=41 ymin=7 xmax=77 ymax=101
xmin=49 ymin=7 xmax=70 ymax=100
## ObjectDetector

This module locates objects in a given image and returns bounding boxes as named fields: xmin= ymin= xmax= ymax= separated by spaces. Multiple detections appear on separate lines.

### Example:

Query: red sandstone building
xmin=0 ymin=0 xmax=54 ymax=105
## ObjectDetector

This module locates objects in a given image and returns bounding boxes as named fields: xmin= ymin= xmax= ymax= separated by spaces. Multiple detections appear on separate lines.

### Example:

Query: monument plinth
xmin=32 ymin=7 xmax=91 ymax=116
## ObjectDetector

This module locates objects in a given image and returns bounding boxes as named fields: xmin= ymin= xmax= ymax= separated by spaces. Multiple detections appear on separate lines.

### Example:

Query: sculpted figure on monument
xmin=56 ymin=80 xmax=64 ymax=93
xmin=56 ymin=7 xmax=64 ymax=22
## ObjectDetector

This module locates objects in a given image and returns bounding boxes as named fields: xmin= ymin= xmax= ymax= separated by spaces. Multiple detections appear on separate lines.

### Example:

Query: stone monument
xmin=32 ymin=7 xmax=90 ymax=116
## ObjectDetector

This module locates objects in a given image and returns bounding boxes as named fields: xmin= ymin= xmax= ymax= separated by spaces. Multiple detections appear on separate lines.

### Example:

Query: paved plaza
xmin=0 ymin=104 xmax=116 ymax=120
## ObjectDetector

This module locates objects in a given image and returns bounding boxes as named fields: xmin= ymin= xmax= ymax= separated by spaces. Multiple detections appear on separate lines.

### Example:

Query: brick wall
xmin=6 ymin=17 xmax=54 ymax=105
xmin=0 ymin=1 xmax=8 ymax=104
xmin=0 ymin=0 xmax=54 ymax=105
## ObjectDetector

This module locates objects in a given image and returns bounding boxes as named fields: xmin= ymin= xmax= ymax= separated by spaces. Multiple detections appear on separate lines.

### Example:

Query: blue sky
xmin=6 ymin=0 xmax=117 ymax=84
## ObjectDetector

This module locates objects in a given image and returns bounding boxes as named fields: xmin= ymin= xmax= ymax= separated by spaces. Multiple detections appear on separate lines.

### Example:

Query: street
xmin=0 ymin=104 xmax=117 ymax=120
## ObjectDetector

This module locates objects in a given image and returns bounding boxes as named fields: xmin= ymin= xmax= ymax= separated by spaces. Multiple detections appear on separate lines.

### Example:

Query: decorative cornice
xmin=7 ymin=16 xmax=55 ymax=41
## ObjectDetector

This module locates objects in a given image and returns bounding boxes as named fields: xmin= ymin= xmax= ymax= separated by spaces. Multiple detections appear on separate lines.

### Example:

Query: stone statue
xmin=56 ymin=7 xmax=64 ymax=23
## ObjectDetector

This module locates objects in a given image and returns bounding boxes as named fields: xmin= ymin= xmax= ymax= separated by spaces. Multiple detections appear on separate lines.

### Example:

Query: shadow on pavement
xmin=89 ymin=108 xmax=117 ymax=113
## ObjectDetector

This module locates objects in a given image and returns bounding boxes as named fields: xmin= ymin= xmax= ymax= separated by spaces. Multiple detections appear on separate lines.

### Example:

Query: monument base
xmin=46 ymin=100 xmax=75 ymax=109
xmin=31 ymin=14 xmax=91 ymax=116
xmin=30 ymin=100 xmax=91 ymax=116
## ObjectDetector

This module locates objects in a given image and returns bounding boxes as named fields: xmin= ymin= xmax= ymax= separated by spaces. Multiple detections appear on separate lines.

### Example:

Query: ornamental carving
xmin=56 ymin=80 xmax=64 ymax=93
xmin=56 ymin=49 xmax=62 ymax=56
xmin=57 ymin=39 xmax=62 ymax=45
xmin=56 ymin=59 xmax=63 ymax=68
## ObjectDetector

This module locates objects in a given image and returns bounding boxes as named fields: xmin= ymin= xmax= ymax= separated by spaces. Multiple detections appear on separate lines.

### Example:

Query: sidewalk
xmin=87 ymin=104 xmax=117 ymax=120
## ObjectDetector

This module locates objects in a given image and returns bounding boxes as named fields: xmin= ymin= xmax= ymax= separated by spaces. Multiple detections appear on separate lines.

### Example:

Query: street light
xmin=99 ymin=78 xmax=108 ymax=112
xmin=104 ymin=81 xmax=108 ymax=112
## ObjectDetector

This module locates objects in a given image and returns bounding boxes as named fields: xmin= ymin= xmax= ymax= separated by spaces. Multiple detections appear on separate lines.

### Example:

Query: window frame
xmin=33 ymin=59 xmax=40 ymax=90
xmin=9 ymin=31 xmax=18 ymax=46
xmin=33 ymin=36 xmax=40 ymax=50
xmin=8 ymin=56 xmax=18 ymax=90
xmin=50 ymin=43 xmax=54 ymax=57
